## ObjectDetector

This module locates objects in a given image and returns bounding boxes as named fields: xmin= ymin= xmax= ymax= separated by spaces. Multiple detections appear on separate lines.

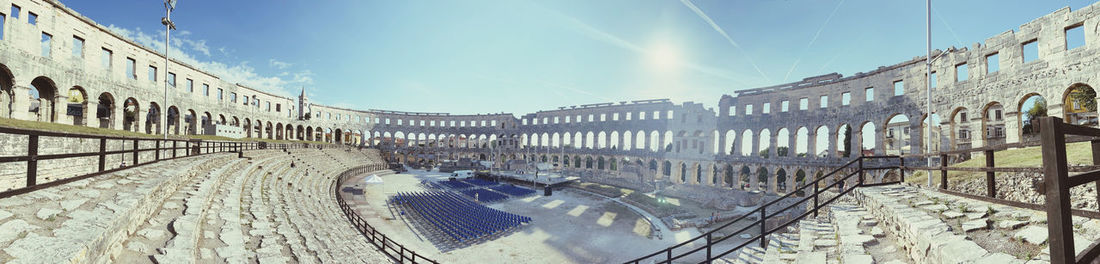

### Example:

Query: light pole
xmin=925 ymin=0 xmax=934 ymax=188
xmin=161 ymin=0 xmax=177 ymax=140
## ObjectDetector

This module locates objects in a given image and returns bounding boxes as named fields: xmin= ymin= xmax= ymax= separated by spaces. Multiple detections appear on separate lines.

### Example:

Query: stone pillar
xmin=874 ymin=127 xmax=885 ymax=156
xmin=767 ymin=167 xmax=777 ymax=194
xmin=10 ymin=85 xmax=30 ymax=121
xmin=807 ymin=132 xmax=817 ymax=158
xmin=909 ymin=123 xmax=922 ymax=155
xmin=769 ymin=131 xmax=778 ymax=158
xmin=86 ymin=101 xmax=100 ymax=128
xmin=785 ymin=168 xmax=796 ymax=193
xmin=749 ymin=167 xmax=759 ymax=191
xmin=717 ymin=132 xmax=726 ymax=156
xmin=1005 ymin=112 xmax=1021 ymax=144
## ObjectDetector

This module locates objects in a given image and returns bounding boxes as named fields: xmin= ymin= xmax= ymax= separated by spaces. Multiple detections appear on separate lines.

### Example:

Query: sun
xmin=648 ymin=43 xmax=681 ymax=72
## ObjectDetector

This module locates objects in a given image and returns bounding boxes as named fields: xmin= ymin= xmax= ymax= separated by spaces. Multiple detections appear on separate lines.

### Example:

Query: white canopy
xmin=363 ymin=175 xmax=384 ymax=184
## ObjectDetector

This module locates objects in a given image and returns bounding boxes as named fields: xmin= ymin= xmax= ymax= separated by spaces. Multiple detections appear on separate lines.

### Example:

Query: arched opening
xmin=815 ymin=126 xmax=829 ymax=158
xmin=610 ymin=131 xmax=619 ymax=149
xmin=145 ymin=102 xmax=161 ymax=134
xmin=776 ymin=128 xmax=790 ymax=157
xmin=724 ymin=165 xmax=734 ymax=188
xmin=610 ymin=158 xmax=617 ymax=171
xmin=0 ymin=64 xmax=14 ymax=118
xmin=859 ymin=122 xmax=876 ymax=155
xmin=66 ymin=87 xmax=88 ymax=126
xmin=756 ymin=168 xmax=769 ymax=192
xmin=795 ymin=169 xmax=807 ymax=196
xmin=795 ymin=127 xmax=809 ymax=157
xmin=776 ymin=168 xmax=788 ymax=193
xmin=950 ymin=107 xmax=972 ymax=150
xmin=95 ymin=92 xmax=115 ymax=129
xmin=740 ymin=130 xmax=754 ymax=156
xmin=697 ymin=164 xmax=705 ymax=184
xmin=585 ymin=132 xmax=595 ymax=149
xmin=186 ymin=110 xmax=198 ymax=135
xmin=758 ymin=129 xmax=772 ymax=158
xmin=740 ymin=166 xmax=751 ymax=190
xmin=1064 ymin=83 xmax=1098 ymax=126
xmin=662 ymin=131 xmax=673 ymax=152
xmin=982 ymin=102 xmax=1006 ymax=146
xmin=122 ymin=98 xmax=140 ymax=132
xmin=166 ymin=106 xmax=180 ymax=135
xmin=837 ymin=124 xmax=851 ymax=157
xmin=585 ymin=157 xmax=594 ymax=169
xmin=30 ymin=76 xmax=59 ymax=123
xmin=724 ymin=130 xmax=737 ymax=155
xmin=1018 ymin=93 xmax=1046 ymax=142
xmin=623 ymin=131 xmax=632 ymax=150
xmin=635 ymin=130 xmax=646 ymax=150
xmin=649 ymin=131 xmax=660 ymax=152
xmin=662 ymin=160 xmax=672 ymax=177
xmin=679 ymin=163 xmax=687 ymax=183
xmin=884 ymin=114 xmax=911 ymax=155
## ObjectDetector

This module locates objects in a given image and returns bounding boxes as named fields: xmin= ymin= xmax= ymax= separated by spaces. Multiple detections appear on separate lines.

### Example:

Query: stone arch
xmin=635 ymin=130 xmax=646 ymax=150
xmin=610 ymin=131 xmax=619 ymax=150
xmin=949 ymin=107 xmax=972 ymax=150
xmin=166 ymin=106 xmax=180 ymax=135
xmin=1017 ymin=93 xmax=1047 ymax=142
xmin=739 ymin=165 xmax=751 ymax=190
xmin=266 ymin=121 xmax=274 ymax=139
xmin=815 ymin=125 xmax=829 ymax=158
xmin=758 ymin=129 xmax=772 ymax=157
xmin=122 ymin=98 xmax=140 ymax=132
xmin=662 ymin=131 xmax=673 ymax=152
xmin=836 ymin=123 xmax=852 ymax=157
xmin=662 ymin=160 xmax=672 ymax=179
xmin=95 ymin=92 xmax=115 ymax=129
xmin=795 ymin=169 xmax=807 ymax=196
xmin=0 ymin=63 xmax=13 ymax=118
xmin=1063 ymin=83 xmax=1098 ymax=126
xmin=623 ymin=131 xmax=633 ymax=150
xmin=145 ymin=102 xmax=161 ymax=134
xmin=981 ymin=101 xmax=1006 ymax=146
xmin=756 ymin=167 xmax=770 ymax=192
xmin=921 ymin=113 xmax=943 ymax=153
xmin=776 ymin=168 xmax=788 ymax=193
xmin=884 ymin=114 xmax=911 ymax=155
xmin=597 ymin=156 xmax=606 ymax=170
xmin=741 ymin=130 xmax=753 ymax=156
xmin=29 ymin=76 xmax=59 ymax=123
xmin=588 ymin=131 xmax=597 ymax=149
xmin=585 ymin=156 xmax=594 ymax=169
xmin=858 ymin=121 xmax=876 ymax=155
xmin=724 ymin=130 xmax=737 ymax=155
xmin=776 ymin=128 xmax=790 ymax=157
xmin=649 ymin=131 xmax=660 ymax=152
xmin=679 ymin=162 xmax=687 ymax=183
xmin=66 ymin=86 xmax=88 ymax=126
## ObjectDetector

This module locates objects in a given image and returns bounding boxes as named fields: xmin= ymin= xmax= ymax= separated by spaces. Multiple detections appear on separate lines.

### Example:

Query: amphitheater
xmin=4 ymin=0 xmax=1100 ymax=263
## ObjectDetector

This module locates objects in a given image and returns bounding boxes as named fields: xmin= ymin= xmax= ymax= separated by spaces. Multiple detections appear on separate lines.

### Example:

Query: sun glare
xmin=648 ymin=43 xmax=681 ymax=72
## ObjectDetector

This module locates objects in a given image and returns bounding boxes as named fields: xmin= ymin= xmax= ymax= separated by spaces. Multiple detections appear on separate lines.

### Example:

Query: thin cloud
xmin=679 ymin=0 xmax=770 ymax=83
xmin=269 ymin=59 xmax=292 ymax=69
xmin=785 ymin=0 xmax=844 ymax=81
xmin=105 ymin=24 xmax=313 ymax=98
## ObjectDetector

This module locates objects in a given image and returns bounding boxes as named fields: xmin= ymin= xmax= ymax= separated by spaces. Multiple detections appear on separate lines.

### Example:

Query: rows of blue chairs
xmin=437 ymin=180 xmax=475 ymax=190
xmin=391 ymin=191 xmax=531 ymax=246
xmin=461 ymin=188 xmax=509 ymax=203
xmin=462 ymin=178 xmax=499 ymax=187
xmin=489 ymin=185 xmax=536 ymax=197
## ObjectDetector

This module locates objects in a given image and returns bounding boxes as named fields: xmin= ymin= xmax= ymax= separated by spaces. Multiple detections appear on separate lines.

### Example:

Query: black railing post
xmin=940 ymin=154 xmax=948 ymax=189
xmin=172 ymin=141 xmax=177 ymax=158
xmin=704 ymin=234 xmax=712 ymax=260
xmin=899 ymin=157 xmax=905 ymax=182
xmin=984 ymin=150 xmax=995 ymax=198
xmin=132 ymin=139 xmax=139 ymax=165
xmin=26 ymin=134 xmax=39 ymax=187
xmin=1039 ymin=117 xmax=1073 ymax=264
xmin=759 ymin=207 xmax=767 ymax=248
xmin=1093 ymin=139 xmax=1100 ymax=212
xmin=813 ymin=178 xmax=819 ymax=218
xmin=155 ymin=140 xmax=161 ymax=161
xmin=857 ymin=158 xmax=864 ymax=187
xmin=98 ymin=137 xmax=107 ymax=172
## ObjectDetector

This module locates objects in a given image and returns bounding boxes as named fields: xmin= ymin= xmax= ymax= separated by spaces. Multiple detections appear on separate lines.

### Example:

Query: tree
xmin=1071 ymin=86 xmax=1098 ymax=112
xmin=1022 ymin=98 xmax=1047 ymax=134
xmin=842 ymin=126 xmax=852 ymax=157
xmin=758 ymin=149 xmax=770 ymax=158
xmin=777 ymin=146 xmax=789 ymax=157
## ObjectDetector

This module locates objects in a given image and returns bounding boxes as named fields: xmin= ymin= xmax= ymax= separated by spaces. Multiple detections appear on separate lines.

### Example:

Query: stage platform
xmin=490 ymin=171 xmax=578 ymax=187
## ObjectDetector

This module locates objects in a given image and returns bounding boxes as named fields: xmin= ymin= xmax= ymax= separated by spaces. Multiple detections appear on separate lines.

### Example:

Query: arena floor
xmin=341 ymin=170 xmax=707 ymax=263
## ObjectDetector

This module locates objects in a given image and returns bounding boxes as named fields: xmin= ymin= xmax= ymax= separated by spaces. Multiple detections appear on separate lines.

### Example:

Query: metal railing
xmin=625 ymin=155 xmax=903 ymax=263
xmin=334 ymin=166 xmax=438 ymax=264
xmin=0 ymin=126 xmax=312 ymax=199
xmin=1036 ymin=117 xmax=1100 ymax=263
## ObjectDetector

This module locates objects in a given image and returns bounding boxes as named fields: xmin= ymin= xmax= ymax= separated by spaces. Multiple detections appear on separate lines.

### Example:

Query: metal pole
xmin=925 ymin=0 xmax=934 ymax=188
xmin=163 ymin=6 xmax=171 ymax=140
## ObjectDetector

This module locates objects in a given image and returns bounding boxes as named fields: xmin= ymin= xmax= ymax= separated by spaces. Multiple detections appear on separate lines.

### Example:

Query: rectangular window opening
xmin=1066 ymin=24 xmax=1085 ymax=50
xmin=1022 ymin=39 xmax=1039 ymax=63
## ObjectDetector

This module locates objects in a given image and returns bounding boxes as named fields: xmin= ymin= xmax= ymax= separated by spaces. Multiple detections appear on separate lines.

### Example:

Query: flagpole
xmin=926 ymin=0 xmax=934 ymax=188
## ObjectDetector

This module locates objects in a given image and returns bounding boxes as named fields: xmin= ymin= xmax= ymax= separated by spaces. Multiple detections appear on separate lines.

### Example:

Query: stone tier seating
xmin=391 ymin=191 xmax=531 ymax=248
xmin=714 ymin=185 xmax=1100 ymax=264
xmin=0 ymin=147 xmax=396 ymax=263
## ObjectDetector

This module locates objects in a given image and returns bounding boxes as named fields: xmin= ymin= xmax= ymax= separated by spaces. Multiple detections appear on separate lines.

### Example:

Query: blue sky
xmin=64 ymin=0 xmax=1097 ymax=115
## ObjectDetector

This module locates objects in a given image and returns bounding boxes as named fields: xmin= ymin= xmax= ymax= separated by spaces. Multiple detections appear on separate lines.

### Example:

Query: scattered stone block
xmin=870 ymin=227 xmax=885 ymax=237
xmin=1014 ymin=226 xmax=1048 ymax=245
xmin=963 ymin=219 xmax=988 ymax=232
xmin=997 ymin=220 xmax=1027 ymax=230
xmin=814 ymin=239 xmax=837 ymax=247
xmin=0 ymin=220 xmax=40 ymax=244
xmin=943 ymin=211 xmax=964 ymax=219
xmin=59 ymin=199 xmax=88 ymax=211
xmin=843 ymin=254 xmax=874 ymax=264
xmin=966 ymin=212 xmax=986 ymax=220
xmin=36 ymin=208 xmax=62 ymax=220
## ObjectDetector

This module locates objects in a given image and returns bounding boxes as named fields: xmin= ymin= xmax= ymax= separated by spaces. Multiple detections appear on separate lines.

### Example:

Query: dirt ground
xmin=342 ymin=170 xmax=700 ymax=263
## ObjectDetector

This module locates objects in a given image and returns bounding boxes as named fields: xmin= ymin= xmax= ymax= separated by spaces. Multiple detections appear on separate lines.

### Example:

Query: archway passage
xmin=96 ymin=93 xmax=115 ymax=129
xmin=884 ymin=114 xmax=910 ymax=155
xmin=66 ymin=87 xmax=88 ymax=126
xmin=122 ymin=98 xmax=140 ymax=132
xmin=982 ymin=102 xmax=1006 ymax=146
xmin=1018 ymin=94 xmax=1046 ymax=142
xmin=30 ymin=76 xmax=59 ymax=123
xmin=1064 ymin=83 xmax=1097 ymax=126
xmin=0 ymin=63 xmax=13 ymax=118
xmin=145 ymin=103 xmax=161 ymax=134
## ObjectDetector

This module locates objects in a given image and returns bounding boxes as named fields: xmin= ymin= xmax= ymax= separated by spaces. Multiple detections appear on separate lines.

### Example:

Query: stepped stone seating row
xmin=0 ymin=146 xmax=397 ymax=263
xmin=0 ymin=153 xmax=237 ymax=263
xmin=719 ymin=185 xmax=1100 ymax=264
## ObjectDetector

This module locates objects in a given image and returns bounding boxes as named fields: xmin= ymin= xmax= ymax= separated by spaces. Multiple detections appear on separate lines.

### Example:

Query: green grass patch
xmin=907 ymin=142 xmax=1093 ymax=184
